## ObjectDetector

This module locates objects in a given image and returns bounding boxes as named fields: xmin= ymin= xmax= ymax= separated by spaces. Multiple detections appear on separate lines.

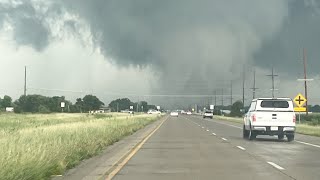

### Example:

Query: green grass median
xmin=215 ymin=115 xmax=320 ymax=137
xmin=0 ymin=113 xmax=160 ymax=180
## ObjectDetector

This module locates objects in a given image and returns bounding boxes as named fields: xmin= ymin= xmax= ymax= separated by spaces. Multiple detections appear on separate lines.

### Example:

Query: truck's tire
xmin=248 ymin=129 xmax=256 ymax=140
xmin=243 ymin=125 xmax=249 ymax=139
xmin=278 ymin=134 xmax=284 ymax=140
xmin=287 ymin=134 xmax=295 ymax=142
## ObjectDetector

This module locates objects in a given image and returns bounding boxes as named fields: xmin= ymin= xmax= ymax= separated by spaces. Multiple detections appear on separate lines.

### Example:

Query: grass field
xmin=216 ymin=116 xmax=320 ymax=137
xmin=0 ymin=113 xmax=160 ymax=180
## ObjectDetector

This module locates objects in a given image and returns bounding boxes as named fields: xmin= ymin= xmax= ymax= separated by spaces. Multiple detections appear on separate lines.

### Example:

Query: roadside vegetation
xmin=0 ymin=113 xmax=160 ymax=180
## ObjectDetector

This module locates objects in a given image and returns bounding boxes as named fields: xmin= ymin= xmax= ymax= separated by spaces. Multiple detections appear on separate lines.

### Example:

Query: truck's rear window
xmin=260 ymin=100 xmax=289 ymax=108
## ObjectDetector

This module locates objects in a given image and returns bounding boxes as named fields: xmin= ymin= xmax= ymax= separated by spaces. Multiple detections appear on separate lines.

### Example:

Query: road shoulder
xmin=52 ymin=116 xmax=166 ymax=180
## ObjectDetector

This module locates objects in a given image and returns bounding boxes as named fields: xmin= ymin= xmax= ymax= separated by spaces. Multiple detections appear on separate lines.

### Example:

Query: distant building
xmin=5 ymin=107 xmax=14 ymax=112
xmin=90 ymin=107 xmax=111 ymax=114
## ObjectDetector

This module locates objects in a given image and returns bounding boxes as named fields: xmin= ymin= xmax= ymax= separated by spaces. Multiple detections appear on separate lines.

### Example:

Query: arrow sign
xmin=294 ymin=93 xmax=306 ymax=107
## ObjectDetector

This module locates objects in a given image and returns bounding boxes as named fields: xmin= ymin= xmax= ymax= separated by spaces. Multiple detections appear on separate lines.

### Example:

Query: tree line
xmin=0 ymin=95 xmax=158 ymax=113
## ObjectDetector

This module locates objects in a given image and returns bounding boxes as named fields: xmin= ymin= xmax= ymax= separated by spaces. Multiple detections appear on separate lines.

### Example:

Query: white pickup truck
xmin=243 ymin=98 xmax=296 ymax=142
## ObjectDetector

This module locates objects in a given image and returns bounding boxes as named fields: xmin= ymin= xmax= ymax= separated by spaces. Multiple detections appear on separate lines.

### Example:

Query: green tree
xmin=14 ymin=95 xmax=50 ymax=113
xmin=109 ymin=98 xmax=133 ymax=112
xmin=147 ymin=104 xmax=157 ymax=111
xmin=140 ymin=101 xmax=148 ymax=112
xmin=75 ymin=98 xmax=84 ymax=113
xmin=230 ymin=101 xmax=244 ymax=117
xmin=1 ymin=95 xmax=13 ymax=107
xmin=82 ymin=95 xmax=104 ymax=112
xmin=47 ymin=96 xmax=65 ymax=112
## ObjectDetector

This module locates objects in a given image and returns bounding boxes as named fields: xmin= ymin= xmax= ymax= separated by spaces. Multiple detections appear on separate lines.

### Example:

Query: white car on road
xmin=148 ymin=109 xmax=161 ymax=115
xmin=203 ymin=110 xmax=213 ymax=119
xmin=243 ymin=98 xmax=296 ymax=141
xmin=186 ymin=111 xmax=192 ymax=115
xmin=170 ymin=111 xmax=179 ymax=117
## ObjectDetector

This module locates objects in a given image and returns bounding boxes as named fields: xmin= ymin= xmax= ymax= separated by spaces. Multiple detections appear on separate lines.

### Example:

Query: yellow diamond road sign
xmin=294 ymin=93 xmax=307 ymax=107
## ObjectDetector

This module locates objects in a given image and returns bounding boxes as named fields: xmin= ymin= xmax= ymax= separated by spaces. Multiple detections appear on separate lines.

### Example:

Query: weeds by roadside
xmin=0 ymin=113 xmax=159 ymax=180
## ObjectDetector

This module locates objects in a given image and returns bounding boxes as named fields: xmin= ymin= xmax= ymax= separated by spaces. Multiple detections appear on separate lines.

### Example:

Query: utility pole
xmin=221 ymin=88 xmax=224 ymax=108
xmin=242 ymin=68 xmax=245 ymax=108
xmin=136 ymin=97 xmax=139 ymax=112
xmin=303 ymin=48 xmax=309 ymax=115
xmin=214 ymin=90 xmax=217 ymax=105
xmin=267 ymin=67 xmax=278 ymax=98
xmin=24 ymin=66 xmax=27 ymax=96
xmin=117 ymin=102 xmax=119 ymax=112
xmin=230 ymin=81 xmax=233 ymax=106
xmin=250 ymin=69 xmax=258 ymax=99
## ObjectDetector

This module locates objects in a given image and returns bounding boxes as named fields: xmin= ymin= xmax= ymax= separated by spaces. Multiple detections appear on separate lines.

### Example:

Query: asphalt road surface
xmin=111 ymin=115 xmax=320 ymax=180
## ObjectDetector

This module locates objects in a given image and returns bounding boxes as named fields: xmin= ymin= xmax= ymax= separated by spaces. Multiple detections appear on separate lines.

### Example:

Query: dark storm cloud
xmin=58 ymin=0 xmax=290 ymax=94
xmin=254 ymin=0 xmax=320 ymax=78
xmin=0 ymin=1 xmax=50 ymax=51
xmin=7 ymin=0 xmax=319 ymax=97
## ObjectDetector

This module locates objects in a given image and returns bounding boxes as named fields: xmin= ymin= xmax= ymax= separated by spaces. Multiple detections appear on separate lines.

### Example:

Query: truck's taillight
xmin=252 ymin=114 xmax=256 ymax=122
xmin=293 ymin=114 xmax=296 ymax=123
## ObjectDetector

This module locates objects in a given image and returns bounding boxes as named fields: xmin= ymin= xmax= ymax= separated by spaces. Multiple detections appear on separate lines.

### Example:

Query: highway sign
xmin=294 ymin=93 xmax=306 ymax=107
xmin=157 ymin=106 xmax=160 ymax=110
xmin=130 ymin=106 xmax=133 ymax=110
xmin=210 ymin=105 xmax=214 ymax=110
xmin=294 ymin=107 xmax=306 ymax=112
xmin=61 ymin=102 xmax=65 ymax=108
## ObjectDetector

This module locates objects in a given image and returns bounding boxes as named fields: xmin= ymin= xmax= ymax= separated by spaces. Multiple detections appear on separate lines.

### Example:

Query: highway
xmin=110 ymin=115 xmax=320 ymax=180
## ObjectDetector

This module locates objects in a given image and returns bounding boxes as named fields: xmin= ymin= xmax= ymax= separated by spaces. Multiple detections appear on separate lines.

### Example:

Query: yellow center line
xmin=105 ymin=116 xmax=168 ymax=180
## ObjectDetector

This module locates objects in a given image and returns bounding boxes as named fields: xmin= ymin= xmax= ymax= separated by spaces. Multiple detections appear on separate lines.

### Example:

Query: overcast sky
xmin=1 ymin=0 xmax=320 ymax=108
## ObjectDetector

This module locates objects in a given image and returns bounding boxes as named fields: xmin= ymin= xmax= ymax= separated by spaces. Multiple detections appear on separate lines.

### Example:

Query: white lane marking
xmin=212 ymin=133 xmax=216 ymax=136
xmin=201 ymin=118 xmax=242 ymax=129
xmin=222 ymin=138 xmax=228 ymax=141
xmin=193 ymin=116 xmax=320 ymax=150
xmin=206 ymin=129 xmax=209 ymax=132
xmin=236 ymin=146 xmax=246 ymax=150
xmin=295 ymin=140 xmax=320 ymax=149
xmin=202 ymin=127 xmax=205 ymax=129
xmin=267 ymin=162 xmax=285 ymax=170
xmin=198 ymin=125 xmax=201 ymax=126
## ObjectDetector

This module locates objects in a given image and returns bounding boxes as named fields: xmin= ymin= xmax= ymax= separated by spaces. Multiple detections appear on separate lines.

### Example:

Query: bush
xmin=298 ymin=114 xmax=320 ymax=125
xmin=14 ymin=106 xmax=22 ymax=113
xmin=38 ymin=105 xmax=51 ymax=114
xmin=93 ymin=114 xmax=113 ymax=119
xmin=230 ymin=101 xmax=244 ymax=117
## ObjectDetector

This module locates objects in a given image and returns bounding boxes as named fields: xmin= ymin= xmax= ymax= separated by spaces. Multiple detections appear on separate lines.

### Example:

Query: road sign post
xmin=61 ymin=102 xmax=65 ymax=113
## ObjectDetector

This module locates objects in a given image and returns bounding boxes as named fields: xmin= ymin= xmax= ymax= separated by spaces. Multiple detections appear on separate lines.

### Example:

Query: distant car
xmin=203 ymin=110 xmax=213 ymax=119
xmin=148 ymin=109 xmax=161 ymax=115
xmin=170 ymin=111 xmax=179 ymax=117
xmin=186 ymin=111 xmax=192 ymax=115
xmin=181 ymin=110 xmax=187 ymax=114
